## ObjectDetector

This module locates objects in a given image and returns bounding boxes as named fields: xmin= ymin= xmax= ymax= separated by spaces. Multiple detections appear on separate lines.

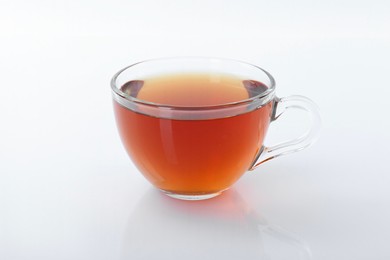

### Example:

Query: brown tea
xmin=114 ymin=73 xmax=273 ymax=195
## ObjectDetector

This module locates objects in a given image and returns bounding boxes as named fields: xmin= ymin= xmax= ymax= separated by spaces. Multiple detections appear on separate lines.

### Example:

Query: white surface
xmin=1 ymin=0 xmax=390 ymax=259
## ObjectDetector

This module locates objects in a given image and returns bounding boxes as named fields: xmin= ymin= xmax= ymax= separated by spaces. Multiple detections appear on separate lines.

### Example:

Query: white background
xmin=1 ymin=0 xmax=390 ymax=259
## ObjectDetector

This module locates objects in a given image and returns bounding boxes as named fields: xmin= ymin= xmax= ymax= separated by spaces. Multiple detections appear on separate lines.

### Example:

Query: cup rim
xmin=111 ymin=57 xmax=276 ymax=110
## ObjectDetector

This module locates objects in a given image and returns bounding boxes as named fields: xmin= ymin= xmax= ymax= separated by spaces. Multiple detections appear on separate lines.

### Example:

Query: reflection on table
xmin=121 ymin=188 xmax=312 ymax=260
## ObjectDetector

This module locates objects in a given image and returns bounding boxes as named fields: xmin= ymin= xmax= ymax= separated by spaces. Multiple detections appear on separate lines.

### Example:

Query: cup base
xmin=160 ymin=189 xmax=223 ymax=200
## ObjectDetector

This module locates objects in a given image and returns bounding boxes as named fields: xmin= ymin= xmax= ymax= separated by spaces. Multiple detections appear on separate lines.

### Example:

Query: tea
xmin=114 ymin=73 xmax=273 ymax=195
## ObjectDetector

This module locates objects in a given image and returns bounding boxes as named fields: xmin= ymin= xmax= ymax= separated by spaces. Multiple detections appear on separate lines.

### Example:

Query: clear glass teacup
xmin=111 ymin=57 xmax=320 ymax=200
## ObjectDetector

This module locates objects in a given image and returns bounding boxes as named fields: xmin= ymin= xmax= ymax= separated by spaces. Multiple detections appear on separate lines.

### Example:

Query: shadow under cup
xmin=111 ymin=58 xmax=320 ymax=200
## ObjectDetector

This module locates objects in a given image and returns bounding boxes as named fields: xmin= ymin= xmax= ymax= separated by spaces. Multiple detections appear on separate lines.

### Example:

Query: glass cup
xmin=111 ymin=57 xmax=321 ymax=200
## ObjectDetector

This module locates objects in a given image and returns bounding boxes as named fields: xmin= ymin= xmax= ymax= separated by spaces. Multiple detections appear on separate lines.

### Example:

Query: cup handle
xmin=249 ymin=95 xmax=321 ymax=170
